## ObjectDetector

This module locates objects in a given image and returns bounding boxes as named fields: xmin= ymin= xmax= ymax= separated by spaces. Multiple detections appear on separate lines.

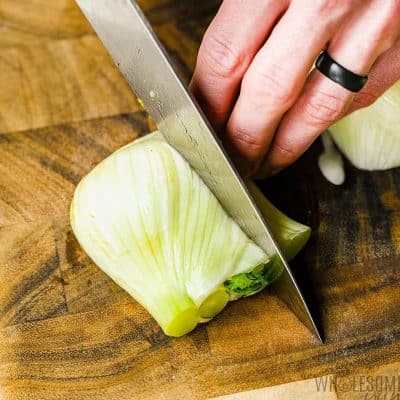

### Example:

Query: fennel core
xmin=70 ymin=132 xmax=310 ymax=337
xmin=154 ymin=259 xmax=283 ymax=337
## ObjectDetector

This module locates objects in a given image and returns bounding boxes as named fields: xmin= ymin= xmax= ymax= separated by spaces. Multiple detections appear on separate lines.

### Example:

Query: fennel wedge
xmin=329 ymin=80 xmax=400 ymax=171
xmin=71 ymin=132 xmax=310 ymax=336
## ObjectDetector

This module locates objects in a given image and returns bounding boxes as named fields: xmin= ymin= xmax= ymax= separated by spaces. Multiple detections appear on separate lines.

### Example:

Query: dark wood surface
xmin=0 ymin=1 xmax=399 ymax=399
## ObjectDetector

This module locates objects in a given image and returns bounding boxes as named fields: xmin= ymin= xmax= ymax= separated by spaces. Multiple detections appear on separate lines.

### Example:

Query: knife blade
xmin=76 ymin=0 xmax=322 ymax=341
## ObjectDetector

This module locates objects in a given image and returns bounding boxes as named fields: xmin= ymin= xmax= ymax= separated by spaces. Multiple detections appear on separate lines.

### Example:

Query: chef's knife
xmin=76 ymin=0 xmax=322 ymax=341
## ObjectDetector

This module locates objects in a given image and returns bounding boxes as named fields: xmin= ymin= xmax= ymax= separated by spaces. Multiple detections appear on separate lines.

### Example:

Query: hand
xmin=190 ymin=0 xmax=400 ymax=177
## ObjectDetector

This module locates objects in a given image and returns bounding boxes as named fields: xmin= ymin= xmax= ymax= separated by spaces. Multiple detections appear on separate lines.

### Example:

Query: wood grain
xmin=0 ymin=3 xmax=91 ymax=58
xmin=211 ymin=376 xmax=339 ymax=400
xmin=0 ymin=0 xmax=217 ymax=134
xmin=0 ymin=0 xmax=399 ymax=399
xmin=212 ymin=360 xmax=400 ymax=399
xmin=0 ymin=113 xmax=146 ymax=227
xmin=0 ymin=37 xmax=140 ymax=134
xmin=0 ymin=220 xmax=67 ymax=327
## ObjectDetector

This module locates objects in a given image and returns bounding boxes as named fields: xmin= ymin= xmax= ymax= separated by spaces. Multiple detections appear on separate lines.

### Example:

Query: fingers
xmin=190 ymin=0 xmax=288 ymax=132
xmin=223 ymin=0 xmax=352 ymax=175
xmin=259 ymin=0 xmax=400 ymax=175
xmin=350 ymin=38 xmax=400 ymax=112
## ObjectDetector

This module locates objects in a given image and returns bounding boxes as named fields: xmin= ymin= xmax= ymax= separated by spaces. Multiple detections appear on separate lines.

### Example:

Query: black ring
xmin=315 ymin=51 xmax=368 ymax=93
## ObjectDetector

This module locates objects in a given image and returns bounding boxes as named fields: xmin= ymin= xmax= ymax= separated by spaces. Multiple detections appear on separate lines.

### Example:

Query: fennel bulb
xmin=329 ymin=80 xmax=400 ymax=170
xmin=71 ymin=132 xmax=310 ymax=336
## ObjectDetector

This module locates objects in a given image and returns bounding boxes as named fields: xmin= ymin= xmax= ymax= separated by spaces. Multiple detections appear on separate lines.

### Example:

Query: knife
xmin=76 ymin=0 xmax=322 ymax=341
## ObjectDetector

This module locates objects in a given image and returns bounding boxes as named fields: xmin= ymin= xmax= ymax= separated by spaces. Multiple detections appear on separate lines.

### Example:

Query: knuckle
xmin=229 ymin=125 xmax=266 ymax=155
xmin=243 ymin=67 xmax=297 ymax=110
xmin=273 ymin=140 xmax=297 ymax=161
xmin=199 ymin=33 xmax=245 ymax=79
xmin=312 ymin=0 xmax=352 ymax=18
xmin=303 ymin=90 xmax=349 ymax=126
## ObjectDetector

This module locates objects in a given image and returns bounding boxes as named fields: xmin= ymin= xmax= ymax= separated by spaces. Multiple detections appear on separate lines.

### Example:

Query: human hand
xmin=190 ymin=0 xmax=400 ymax=177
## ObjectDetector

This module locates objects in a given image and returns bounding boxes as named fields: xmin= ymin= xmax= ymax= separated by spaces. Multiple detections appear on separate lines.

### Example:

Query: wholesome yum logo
xmin=315 ymin=375 xmax=400 ymax=399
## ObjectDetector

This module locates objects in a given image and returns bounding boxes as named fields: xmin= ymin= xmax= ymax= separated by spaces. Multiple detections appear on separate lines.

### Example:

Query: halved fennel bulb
xmin=329 ymin=80 xmax=400 ymax=170
xmin=71 ymin=132 xmax=310 ymax=336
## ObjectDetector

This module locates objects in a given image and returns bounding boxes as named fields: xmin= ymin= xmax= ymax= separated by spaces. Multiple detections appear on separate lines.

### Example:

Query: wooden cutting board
xmin=0 ymin=1 xmax=399 ymax=399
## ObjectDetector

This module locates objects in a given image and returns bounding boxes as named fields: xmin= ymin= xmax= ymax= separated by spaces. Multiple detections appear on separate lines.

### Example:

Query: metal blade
xmin=76 ymin=0 xmax=322 ymax=341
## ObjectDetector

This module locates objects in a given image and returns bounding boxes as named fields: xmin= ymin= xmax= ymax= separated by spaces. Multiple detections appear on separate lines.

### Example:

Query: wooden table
xmin=0 ymin=1 xmax=399 ymax=399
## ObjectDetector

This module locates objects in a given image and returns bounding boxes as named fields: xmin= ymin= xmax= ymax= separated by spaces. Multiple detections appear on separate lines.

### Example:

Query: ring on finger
xmin=315 ymin=50 xmax=368 ymax=93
